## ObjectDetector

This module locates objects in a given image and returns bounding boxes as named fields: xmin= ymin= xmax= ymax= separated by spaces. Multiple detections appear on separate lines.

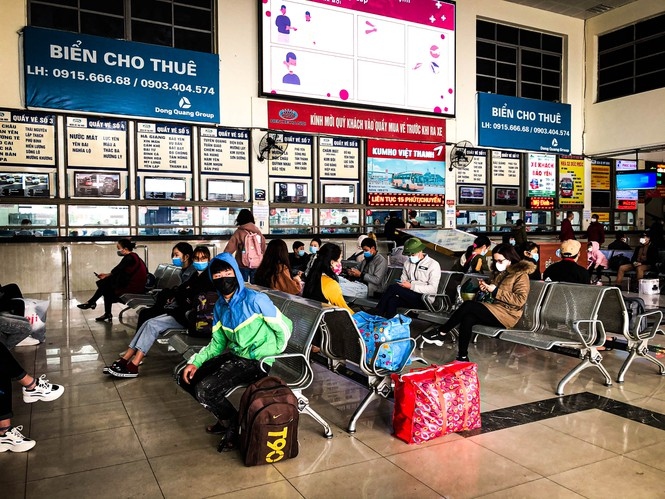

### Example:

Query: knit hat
xmin=560 ymin=239 xmax=581 ymax=258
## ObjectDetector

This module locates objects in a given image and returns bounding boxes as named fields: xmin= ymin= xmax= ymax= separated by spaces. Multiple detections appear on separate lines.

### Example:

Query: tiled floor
xmin=4 ymin=292 xmax=665 ymax=498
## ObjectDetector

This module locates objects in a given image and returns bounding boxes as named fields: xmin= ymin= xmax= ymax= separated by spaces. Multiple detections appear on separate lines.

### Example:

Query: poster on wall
xmin=136 ymin=122 xmax=191 ymax=172
xmin=260 ymin=0 xmax=456 ymax=116
xmin=527 ymin=153 xmax=556 ymax=197
xmin=0 ymin=109 xmax=56 ymax=166
xmin=491 ymin=151 xmax=520 ymax=186
xmin=66 ymin=117 xmax=127 ymax=169
xmin=455 ymin=148 xmax=486 ymax=184
xmin=318 ymin=137 xmax=359 ymax=179
xmin=199 ymin=128 xmax=249 ymax=174
xmin=616 ymin=189 xmax=638 ymax=210
xmin=366 ymin=139 xmax=445 ymax=207
xmin=269 ymin=133 xmax=312 ymax=177
xmin=558 ymin=156 xmax=584 ymax=205
xmin=616 ymin=160 xmax=637 ymax=171
xmin=591 ymin=159 xmax=611 ymax=190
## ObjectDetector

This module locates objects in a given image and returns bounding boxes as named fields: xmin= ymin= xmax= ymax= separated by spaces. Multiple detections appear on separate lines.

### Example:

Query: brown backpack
xmin=238 ymin=376 xmax=299 ymax=466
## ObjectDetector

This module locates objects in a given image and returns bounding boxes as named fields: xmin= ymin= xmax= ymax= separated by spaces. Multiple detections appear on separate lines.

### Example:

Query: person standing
xmin=559 ymin=211 xmax=576 ymax=241
xmin=384 ymin=211 xmax=406 ymax=245
xmin=512 ymin=219 xmax=528 ymax=249
xmin=585 ymin=214 xmax=606 ymax=247
xmin=224 ymin=209 xmax=266 ymax=284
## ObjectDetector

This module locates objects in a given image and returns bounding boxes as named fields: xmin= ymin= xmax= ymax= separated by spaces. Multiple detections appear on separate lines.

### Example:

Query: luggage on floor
xmin=238 ymin=376 xmax=299 ymax=466
xmin=391 ymin=362 xmax=481 ymax=444
xmin=352 ymin=311 xmax=412 ymax=371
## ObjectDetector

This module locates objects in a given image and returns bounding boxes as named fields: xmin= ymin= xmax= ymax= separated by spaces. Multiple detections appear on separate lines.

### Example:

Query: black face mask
xmin=213 ymin=277 xmax=238 ymax=296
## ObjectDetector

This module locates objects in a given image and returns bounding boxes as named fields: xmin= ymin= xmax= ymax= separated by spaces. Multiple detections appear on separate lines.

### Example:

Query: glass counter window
xmin=269 ymin=208 xmax=313 ymax=235
xmin=456 ymin=210 xmax=487 ymax=233
xmin=365 ymin=209 xmax=396 ymax=235
xmin=524 ymin=211 xmax=554 ymax=232
xmin=0 ymin=204 xmax=58 ymax=237
xmin=319 ymin=209 xmax=359 ymax=234
xmin=67 ymin=205 xmax=129 ymax=237
xmin=201 ymin=206 xmax=247 ymax=235
xmin=138 ymin=206 xmax=193 ymax=235
xmin=491 ymin=210 xmax=522 ymax=232
xmin=410 ymin=210 xmax=442 ymax=227
xmin=614 ymin=211 xmax=636 ymax=232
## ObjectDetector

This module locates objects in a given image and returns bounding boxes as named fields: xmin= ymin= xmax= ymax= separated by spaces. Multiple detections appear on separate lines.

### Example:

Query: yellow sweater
xmin=321 ymin=275 xmax=354 ymax=314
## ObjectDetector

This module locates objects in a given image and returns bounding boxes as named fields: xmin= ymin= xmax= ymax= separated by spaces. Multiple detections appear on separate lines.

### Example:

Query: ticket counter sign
xmin=527 ymin=153 xmax=556 ymax=197
xmin=23 ymin=27 xmax=220 ymax=124
xmin=137 ymin=122 xmax=191 ymax=172
xmin=199 ymin=128 xmax=249 ymax=174
xmin=456 ymin=148 xmax=486 ymax=185
xmin=0 ymin=109 xmax=56 ymax=166
xmin=590 ymin=159 xmax=611 ymax=190
xmin=491 ymin=150 xmax=520 ymax=186
xmin=269 ymin=134 xmax=312 ymax=177
xmin=318 ymin=137 xmax=359 ymax=180
xmin=66 ymin=117 xmax=127 ymax=170
xmin=558 ymin=156 xmax=584 ymax=205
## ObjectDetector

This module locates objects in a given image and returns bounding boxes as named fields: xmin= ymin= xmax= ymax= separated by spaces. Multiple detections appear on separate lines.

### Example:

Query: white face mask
xmin=409 ymin=255 xmax=420 ymax=264
xmin=495 ymin=261 xmax=508 ymax=272
xmin=639 ymin=238 xmax=646 ymax=245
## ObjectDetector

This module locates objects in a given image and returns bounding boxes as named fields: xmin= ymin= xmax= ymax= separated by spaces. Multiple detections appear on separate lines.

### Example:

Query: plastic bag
xmin=21 ymin=298 xmax=49 ymax=341
xmin=352 ymin=311 xmax=412 ymax=371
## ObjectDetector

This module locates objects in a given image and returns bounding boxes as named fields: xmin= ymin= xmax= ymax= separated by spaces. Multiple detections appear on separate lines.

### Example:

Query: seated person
xmin=0 ymin=282 xmax=24 ymax=316
xmin=543 ymin=239 xmax=590 ymax=284
xmin=375 ymin=238 xmax=441 ymax=318
xmin=303 ymin=237 xmax=323 ymax=278
xmin=348 ymin=234 xmax=369 ymax=262
xmin=105 ymin=246 xmax=215 ymax=378
xmin=345 ymin=237 xmax=388 ymax=298
xmin=422 ymin=244 xmax=534 ymax=361
xmin=14 ymin=219 xmax=36 ymax=237
xmin=608 ymin=231 xmax=631 ymax=250
xmin=521 ymin=241 xmax=542 ymax=280
xmin=177 ymin=253 xmax=292 ymax=444
xmin=615 ymin=231 xmax=659 ymax=287
xmin=587 ymin=241 xmax=609 ymax=284
xmin=254 ymin=239 xmax=302 ymax=295
xmin=288 ymin=240 xmax=309 ymax=276
xmin=452 ymin=235 xmax=491 ymax=274
xmin=302 ymin=243 xmax=354 ymax=314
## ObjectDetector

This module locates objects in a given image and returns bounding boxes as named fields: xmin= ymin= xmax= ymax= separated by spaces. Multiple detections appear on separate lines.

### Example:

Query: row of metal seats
xmin=118 ymin=263 xmax=182 ymax=320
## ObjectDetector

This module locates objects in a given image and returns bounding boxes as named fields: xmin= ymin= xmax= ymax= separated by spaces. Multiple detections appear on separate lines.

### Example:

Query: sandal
xmin=217 ymin=425 xmax=239 ymax=453
xmin=206 ymin=421 xmax=227 ymax=435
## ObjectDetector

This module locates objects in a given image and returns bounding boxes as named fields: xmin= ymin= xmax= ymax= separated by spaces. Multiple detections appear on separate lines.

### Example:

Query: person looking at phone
xmin=421 ymin=244 xmax=534 ymax=362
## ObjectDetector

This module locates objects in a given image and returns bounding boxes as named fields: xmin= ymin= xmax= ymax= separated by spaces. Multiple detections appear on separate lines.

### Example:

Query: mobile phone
xmin=395 ymin=279 xmax=402 ymax=282
xmin=94 ymin=272 xmax=100 ymax=278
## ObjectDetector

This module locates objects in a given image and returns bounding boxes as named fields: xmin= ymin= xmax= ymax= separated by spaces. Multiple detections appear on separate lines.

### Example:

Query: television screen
xmin=591 ymin=191 xmax=611 ymax=208
xmin=207 ymin=179 xmax=245 ymax=202
xmin=144 ymin=177 xmax=187 ymax=200
xmin=323 ymin=184 xmax=356 ymax=203
xmin=74 ymin=172 xmax=121 ymax=198
xmin=0 ymin=173 xmax=50 ymax=197
xmin=616 ymin=172 xmax=657 ymax=190
xmin=274 ymin=182 xmax=308 ymax=203
xmin=493 ymin=187 xmax=519 ymax=206
xmin=458 ymin=186 xmax=484 ymax=205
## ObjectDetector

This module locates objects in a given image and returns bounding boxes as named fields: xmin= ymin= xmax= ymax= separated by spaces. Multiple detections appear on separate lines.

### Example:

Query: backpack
xmin=187 ymin=290 xmax=218 ymax=338
xmin=608 ymin=254 xmax=631 ymax=271
xmin=241 ymin=231 xmax=264 ymax=269
xmin=238 ymin=376 xmax=299 ymax=466
xmin=623 ymin=296 xmax=646 ymax=331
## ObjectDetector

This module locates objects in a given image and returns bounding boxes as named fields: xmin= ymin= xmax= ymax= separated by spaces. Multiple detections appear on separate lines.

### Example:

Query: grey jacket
xmin=358 ymin=253 xmax=388 ymax=296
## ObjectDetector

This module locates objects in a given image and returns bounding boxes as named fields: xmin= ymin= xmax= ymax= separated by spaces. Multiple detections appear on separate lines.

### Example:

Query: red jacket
xmin=585 ymin=221 xmax=605 ymax=245
xmin=559 ymin=218 xmax=576 ymax=241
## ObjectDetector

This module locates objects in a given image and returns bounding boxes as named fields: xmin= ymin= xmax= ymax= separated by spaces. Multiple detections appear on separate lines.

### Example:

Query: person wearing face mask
xmin=77 ymin=239 xmax=147 ymax=322
xmin=345 ymin=238 xmax=388 ymax=298
xmin=511 ymin=219 xmax=528 ymax=250
xmin=521 ymin=241 xmax=542 ymax=280
xmin=608 ymin=231 xmax=632 ymax=250
xmin=374 ymin=237 xmax=441 ymax=319
xmin=421 ymin=244 xmax=534 ymax=362
xmin=587 ymin=241 xmax=609 ymax=284
xmin=223 ymin=208 xmax=266 ymax=284
xmin=348 ymin=234 xmax=370 ymax=262
xmin=178 ymin=253 xmax=293 ymax=445
xmin=288 ymin=240 xmax=310 ymax=276
xmin=254 ymin=239 xmax=302 ymax=295
xmin=543 ymin=239 xmax=590 ymax=284
xmin=615 ymin=231 xmax=659 ymax=288
xmin=585 ymin=214 xmax=605 ymax=247
xmin=303 ymin=237 xmax=323 ymax=279
xmin=559 ymin=211 xmax=576 ymax=241
xmin=106 ymin=246 xmax=216 ymax=378
xmin=453 ymin=235 xmax=491 ymax=274
xmin=302 ymin=243 xmax=354 ymax=313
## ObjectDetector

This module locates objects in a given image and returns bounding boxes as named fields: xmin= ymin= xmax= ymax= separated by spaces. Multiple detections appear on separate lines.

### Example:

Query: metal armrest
xmin=630 ymin=309 xmax=663 ymax=341
xmin=369 ymin=337 xmax=416 ymax=375
xmin=259 ymin=352 xmax=313 ymax=388
xmin=572 ymin=319 xmax=605 ymax=348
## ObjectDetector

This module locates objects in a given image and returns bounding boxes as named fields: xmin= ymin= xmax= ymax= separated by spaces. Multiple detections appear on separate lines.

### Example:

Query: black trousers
xmin=375 ymin=283 xmax=425 ymax=318
xmin=178 ymin=352 xmax=266 ymax=421
xmin=0 ymin=342 xmax=28 ymax=420
xmin=88 ymin=277 xmax=119 ymax=315
xmin=442 ymin=301 xmax=504 ymax=358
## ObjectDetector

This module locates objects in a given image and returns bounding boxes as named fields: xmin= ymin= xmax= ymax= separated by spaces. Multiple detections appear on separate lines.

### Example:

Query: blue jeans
xmin=129 ymin=314 xmax=183 ymax=354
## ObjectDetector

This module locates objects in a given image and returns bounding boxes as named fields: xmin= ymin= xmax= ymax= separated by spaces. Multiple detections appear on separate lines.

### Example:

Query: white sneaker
xmin=0 ymin=426 xmax=36 ymax=453
xmin=22 ymin=374 xmax=65 ymax=404
xmin=15 ymin=336 xmax=40 ymax=347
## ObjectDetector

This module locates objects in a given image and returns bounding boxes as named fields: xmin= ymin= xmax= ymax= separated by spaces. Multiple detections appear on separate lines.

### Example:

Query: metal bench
xmin=119 ymin=264 xmax=182 ymax=319
xmin=346 ymin=265 xmax=403 ymax=310
xmin=399 ymin=270 xmax=464 ymax=316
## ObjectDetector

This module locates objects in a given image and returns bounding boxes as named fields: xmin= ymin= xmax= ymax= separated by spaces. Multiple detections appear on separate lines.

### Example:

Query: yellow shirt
xmin=321 ymin=275 xmax=354 ymax=314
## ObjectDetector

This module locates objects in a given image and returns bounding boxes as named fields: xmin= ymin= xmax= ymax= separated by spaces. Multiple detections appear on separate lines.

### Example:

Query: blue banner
xmin=23 ymin=27 xmax=220 ymax=124
xmin=477 ymin=93 xmax=571 ymax=154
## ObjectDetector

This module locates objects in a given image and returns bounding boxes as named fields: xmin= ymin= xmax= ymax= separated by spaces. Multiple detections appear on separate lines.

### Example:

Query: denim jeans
xmin=128 ymin=314 xmax=183 ymax=355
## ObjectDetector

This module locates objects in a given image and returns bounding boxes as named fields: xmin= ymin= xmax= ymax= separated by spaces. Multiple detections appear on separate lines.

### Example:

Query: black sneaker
xmin=420 ymin=330 xmax=447 ymax=347
xmin=109 ymin=360 xmax=138 ymax=378
xmin=455 ymin=355 xmax=470 ymax=363
xmin=103 ymin=358 xmax=127 ymax=375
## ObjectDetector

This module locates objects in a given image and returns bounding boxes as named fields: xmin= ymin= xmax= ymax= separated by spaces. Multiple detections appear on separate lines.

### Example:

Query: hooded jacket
xmin=483 ymin=259 xmax=535 ymax=328
xmin=190 ymin=253 xmax=292 ymax=368
xmin=223 ymin=222 xmax=267 ymax=270
xmin=587 ymin=241 xmax=609 ymax=269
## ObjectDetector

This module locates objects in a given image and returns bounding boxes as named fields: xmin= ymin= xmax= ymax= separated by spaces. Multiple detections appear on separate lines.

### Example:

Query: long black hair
xmin=302 ymin=243 xmax=342 ymax=303
xmin=254 ymin=239 xmax=291 ymax=288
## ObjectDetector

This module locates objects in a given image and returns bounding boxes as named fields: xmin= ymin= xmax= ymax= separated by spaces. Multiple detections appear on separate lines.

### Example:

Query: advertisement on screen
xmin=261 ymin=0 xmax=456 ymax=115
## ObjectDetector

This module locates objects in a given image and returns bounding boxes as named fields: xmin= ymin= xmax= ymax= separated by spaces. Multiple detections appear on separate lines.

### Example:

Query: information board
xmin=269 ymin=134 xmax=312 ymax=177
xmin=199 ymin=127 xmax=249 ymax=174
xmin=0 ymin=109 xmax=56 ymax=166
xmin=590 ymin=159 xmax=611 ymax=190
xmin=491 ymin=151 xmax=520 ymax=186
xmin=527 ymin=153 xmax=556 ymax=197
xmin=558 ymin=156 xmax=584 ymax=205
xmin=318 ymin=137 xmax=359 ymax=179
xmin=456 ymin=148 xmax=486 ymax=184
xmin=137 ymin=122 xmax=191 ymax=172
xmin=66 ymin=116 xmax=127 ymax=169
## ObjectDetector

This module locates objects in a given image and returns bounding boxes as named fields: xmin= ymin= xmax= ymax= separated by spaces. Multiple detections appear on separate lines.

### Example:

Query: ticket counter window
xmin=524 ymin=211 xmax=554 ymax=232
xmin=411 ymin=210 xmax=442 ymax=227
xmin=0 ymin=204 xmax=58 ymax=237
xmin=614 ymin=211 xmax=636 ymax=232
xmin=491 ymin=211 xmax=521 ymax=232
xmin=365 ymin=210 xmax=396 ymax=236
xmin=557 ymin=211 xmax=582 ymax=232
xmin=456 ymin=210 xmax=487 ymax=233
xmin=269 ymin=208 xmax=313 ymax=235
xmin=67 ymin=205 xmax=129 ymax=237
xmin=200 ymin=207 xmax=246 ymax=236
xmin=138 ymin=206 xmax=193 ymax=236
xmin=320 ymin=209 xmax=360 ymax=234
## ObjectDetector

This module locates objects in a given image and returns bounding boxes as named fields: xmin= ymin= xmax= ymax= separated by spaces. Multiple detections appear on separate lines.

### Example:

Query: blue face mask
xmin=409 ymin=255 xmax=420 ymax=264
xmin=193 ymin=261 xmax=208 ymax=272
xmin=363 ymin=251 xmax=373 ymax=259
xmin=172 ymin=257 xmax=183 ymax=267
xmin=509 ymin=239 xmax=516 ymax=246
xmin=297 ymin=250 xmax=305 ymax=257
xmin=531 ymin=253 xmax=540 ymax=262
xmin=310 ymin=246 xmax=318 ymax=254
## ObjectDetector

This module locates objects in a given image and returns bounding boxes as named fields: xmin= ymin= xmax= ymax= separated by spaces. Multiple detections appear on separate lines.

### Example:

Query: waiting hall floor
xmin=4 ymin=292 xmax=665 ymax=498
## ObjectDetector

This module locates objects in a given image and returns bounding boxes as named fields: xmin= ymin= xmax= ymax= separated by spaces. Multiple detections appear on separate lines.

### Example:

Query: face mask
xmin=409 ymin=255 xmax=420 ymax=264
xmin=172 ymin=257 xmax=183 ymax=267
xmin=297 ymin=250 xmax=305 ymax=257
xmin=592 ymin=218 xmax=598 ymax=223
xmin=213 ymin=276 xmax=238 ymax=296
xmin=310 ymin=246 xmax=318 ymax=254
xmin=555 ymin=248 xmax=562 ymax=258
xmin=509 ymin=239 xmax=516 ymax=246
xmin=117 ymin=250 xmax=124 ymax=257
xmin=495 ymin=261 xmax=508 ymax=272
xmin=363 ymin=251 xmax=373 ymax=259
xmin=621 ymin=238 xmax=627 ymax=243
xmin=531 ymin=253 xmax=539 ymax=262
xmin=480 ymin=249 xmax=488 ymax=256
xmin=332 ymin=262 xmax=342 ymax=275
xmin=193 ymin=261 xmax=208 ymax=272
xmin=640 ymin=238 xmax=646 ymax=245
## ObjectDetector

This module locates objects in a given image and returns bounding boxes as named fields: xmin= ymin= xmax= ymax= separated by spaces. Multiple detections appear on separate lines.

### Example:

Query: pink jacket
xmin=587 ymin=241 xmax=608 ymax=269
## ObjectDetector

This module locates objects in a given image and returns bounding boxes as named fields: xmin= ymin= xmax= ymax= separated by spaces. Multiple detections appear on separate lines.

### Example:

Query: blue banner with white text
xmin=23 ymin=27 xmax=220 ymax=124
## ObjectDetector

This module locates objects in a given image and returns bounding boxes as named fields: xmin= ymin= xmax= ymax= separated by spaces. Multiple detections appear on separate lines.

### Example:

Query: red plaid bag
xmin=391 ymin=362 xmax=481 ymax=444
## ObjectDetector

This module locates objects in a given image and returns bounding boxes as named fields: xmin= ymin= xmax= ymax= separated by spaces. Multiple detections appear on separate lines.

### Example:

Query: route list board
xmin=0 ymin=110 xmax=56 ymax=166
xmin=137 ymin=122 xmax=192 ymax=172
xmin=66 ymin=117 xmax=128 ymax=169
xmin=456 ymin=148 xmax=487 ymax=184
xmin=199 ymin=128 xmax=250 ymax=174
xmin=491 ymin=150 xmax=520 ymax=186
xmin=318 ymin=137 xmax=359 ymax=180
xmin=269 ymin=134 xmax=312 ymax=178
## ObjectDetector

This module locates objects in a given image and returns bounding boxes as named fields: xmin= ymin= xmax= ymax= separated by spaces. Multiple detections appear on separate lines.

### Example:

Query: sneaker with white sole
xmin=15 ymin=336 xmax=40 ymax=347
xmin=420 ymin=330 xmax=447 ymax=347
xmin=0 ymin=426 xmax=36 ymax=453
xmin=22 ymin=374 xmax=65 ymax=403
xmin=109 ymin=361 xmax=139 ymax=378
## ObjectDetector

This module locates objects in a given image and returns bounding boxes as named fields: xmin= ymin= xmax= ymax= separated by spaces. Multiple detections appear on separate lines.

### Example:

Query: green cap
xmin=403 ymin=237 xmax=426 ymax=255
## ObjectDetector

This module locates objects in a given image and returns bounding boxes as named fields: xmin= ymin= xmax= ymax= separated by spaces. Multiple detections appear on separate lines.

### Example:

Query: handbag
xmin=20 ymin=298 xmax=49 ymax=342
xmin=475 ymin=290 xmax=494 ymax=303
xmin=391 ymin=362 xmax=481 ymax=444
xmin=352 ymin=311 xmax=412 ymax=371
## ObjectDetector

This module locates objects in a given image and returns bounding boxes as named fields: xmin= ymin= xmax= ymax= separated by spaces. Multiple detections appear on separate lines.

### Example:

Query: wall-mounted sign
xmin=199 ymin=128 xmax=249 ymax=174
xmin=558 ymin=156 xmax=584 ymax=205
xmin=491 ymin=150 xmax=520 ymax=186
xmin=0 ymin=109 xmax=56 ymax=165
xmin=269 ymin=133 xmax=312 ymax=177
xmin=66 ymin=117 xmax=127 ymax=170
xmin=590 ymin=159 xmax=611 ymax=190
xmin=616 ymin=160 xmax=637 ymax=171
xmin=318 ymin=137 xmax=359 ymax=180
xmin=24 ymin=26 xmax=220 ymax=123
xmin=527 ymin=153 xmax=556 ymax=197
xmin=136 ymin=122 xmax=191 ymax=172
xmin=526 ymin=196 xmax=555 ymax=210
xmin=478 ymin=93 xmax=571 ymax=154
xmin=456 ymin=148 xmax=486 ymax=185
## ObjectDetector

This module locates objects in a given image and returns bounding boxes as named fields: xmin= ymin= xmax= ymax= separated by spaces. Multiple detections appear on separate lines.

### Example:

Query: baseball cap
xmin=560 ymin=239 xmax=581 ymax=258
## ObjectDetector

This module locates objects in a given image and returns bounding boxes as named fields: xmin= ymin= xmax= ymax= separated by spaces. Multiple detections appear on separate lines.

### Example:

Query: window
xmin=598 ymin=13 xmax=665 ymax=101
xmin=29 ymin=0 xmax=214 ymax=53
xmin=476 ymin=20 xmax=563 ymax=102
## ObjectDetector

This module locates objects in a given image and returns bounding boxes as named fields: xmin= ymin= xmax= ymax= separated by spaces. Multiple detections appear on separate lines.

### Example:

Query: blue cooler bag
xmin=352 ymin=311 xmax=412 ymax=371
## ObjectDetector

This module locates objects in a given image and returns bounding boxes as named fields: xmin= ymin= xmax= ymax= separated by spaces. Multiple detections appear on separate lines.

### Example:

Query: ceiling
xmin=502 ymin=0 xmax=639 ymax=20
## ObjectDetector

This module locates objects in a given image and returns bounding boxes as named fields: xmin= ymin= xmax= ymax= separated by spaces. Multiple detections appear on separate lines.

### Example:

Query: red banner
xmin=268 ymin=101 xmax=446 ymax=142
xmin=367 ymin=193 xmax=445 ymax=207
